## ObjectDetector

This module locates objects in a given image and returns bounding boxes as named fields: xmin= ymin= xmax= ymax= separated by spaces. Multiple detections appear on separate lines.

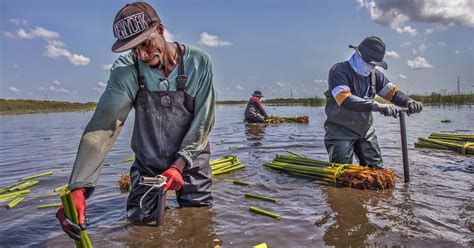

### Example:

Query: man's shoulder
xmin=111 ymin=52 xmax=135 ymax=70
xmin=184 ymin=44 xmax=211 ymax=64
xmin=330 ymin=61 xmax=350 ymax=73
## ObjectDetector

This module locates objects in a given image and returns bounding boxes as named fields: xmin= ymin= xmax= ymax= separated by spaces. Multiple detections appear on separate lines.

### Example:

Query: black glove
xmin=372 ymin=102 xmax=399 ymax=118
xmin=406 ymin=100 xmax=423 ymax=115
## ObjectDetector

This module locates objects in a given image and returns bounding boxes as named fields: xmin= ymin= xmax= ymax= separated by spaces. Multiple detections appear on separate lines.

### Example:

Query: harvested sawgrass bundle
xmin=117 ymin=174 xmax=131 ymax=193
xmin=266 ymin=115 xmax=309 ymax=124
xmin=210 ymin=155 xmax=246 ymax=175
xmin=264 ymin=153 xmax=397 ymax=190
xmin=415 ymin=133 xmax=474 ymax=155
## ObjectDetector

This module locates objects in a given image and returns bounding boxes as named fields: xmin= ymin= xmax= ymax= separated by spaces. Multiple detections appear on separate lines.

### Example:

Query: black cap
xmin=112 ymin=2 xmax=161 ymax=53
xmin=252 ymin=90 xmax=263 ymax=97
xmin=349 ymin=36 xmax=388 ymax=70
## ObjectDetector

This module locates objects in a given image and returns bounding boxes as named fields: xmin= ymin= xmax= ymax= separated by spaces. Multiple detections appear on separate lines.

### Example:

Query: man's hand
xmin=161 ymin=166 xmax=184 ymax=192
xmin=372 ymin=102 xmax=399 ymax=118
xmin=55 ymin=188 xmax=87 ymax=241
xmin=406 ymin=100 xmax=423 ymax=115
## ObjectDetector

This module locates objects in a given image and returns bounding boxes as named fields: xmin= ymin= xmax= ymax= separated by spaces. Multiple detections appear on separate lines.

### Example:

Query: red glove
xmin=161 ymin=166 xmax=184 ymax=192
xmin=55 ymin=188 xmax=87 ymax=241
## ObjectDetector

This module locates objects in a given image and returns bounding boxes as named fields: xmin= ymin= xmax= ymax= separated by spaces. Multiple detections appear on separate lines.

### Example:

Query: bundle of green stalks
xmin=264 ymin=153 xmax=397 ymax=190
xmin=415 ymin=133 xmax=474 ymax=155
xmin=266 ymin=115 xmax=309 ymax=124
xmin=59 ymin=190 xmax=92 ymax=248
xmin=210 ymin=155 xmax=246 ymax=175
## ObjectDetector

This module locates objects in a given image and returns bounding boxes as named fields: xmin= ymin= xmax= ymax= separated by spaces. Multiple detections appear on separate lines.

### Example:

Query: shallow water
xmin=0 ymin=105 xmax=472 ymax=247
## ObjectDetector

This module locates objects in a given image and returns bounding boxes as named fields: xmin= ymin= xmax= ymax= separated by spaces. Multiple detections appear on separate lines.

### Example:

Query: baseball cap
xmin=112 ymin=2 xmax=161 ymax=53
xmin=349 ymin=36 xmax=388 ymax=70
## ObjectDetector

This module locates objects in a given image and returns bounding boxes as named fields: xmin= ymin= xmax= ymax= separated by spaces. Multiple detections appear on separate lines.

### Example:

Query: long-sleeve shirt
xmin=324 ymin=60 xmax=410 ymax=135
xmin=244 ymin=96 xmax=268 ymax=120
xmin=69 ymin=44 xmax=215 ymax=195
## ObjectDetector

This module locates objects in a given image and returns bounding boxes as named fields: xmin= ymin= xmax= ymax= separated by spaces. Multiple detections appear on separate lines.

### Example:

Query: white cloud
xmin=199 ymin=32 xmax=231 ymax=47
xmin=437 ymin=42 xmax=446 ymax=47
xmin=16 ymin=27 xmax=59 ymax=40
xmin=357 ymin=0 xmax=474 ymax=34
xmin=236 ymin=85 xmax=244 ymax=90
xmin=164 ymin=29 xmax=175 ymax=42
xmin=48 ymin=86 xmax=70 ymax=93
xmin=394 ymin=74 xmax=407 ymax=79
xmin=92 ymin=82 xmax=107 ymax=92
xmin=385 ymin=50 xmax=400 ymax=58
xmin=407 ymin=56 xmax=433 ymax=70
xmin=401 ymin=42 xmax=412 ymax=48
xmin=69 ymin=54 xmax=90 ymax=66
xmin=9 ymin=87 xmax=21 ymax=95
xmin=9 ymin=18 xmax=28 ymax=25
xmin=3 ymin=31 xmax=16 ymax=39
xmin=418 ymin=43 xmax=429 ymax=53
xmin=276 ymin=82 xmax=286 ymax=87
xmin=425 ymin=28 xmax=434 ymax=34
xmin=53 ymin=80 xmax=62 ymax=85
xmin=99 ymin=64 xmax=113 ymax=70
xmin=395 ymin=26 xmax=417 ymax=36
xmin=454 ymin=50 xmax=462 ymax=54
xmin=44 ymin=40 xmax=90 ymax=66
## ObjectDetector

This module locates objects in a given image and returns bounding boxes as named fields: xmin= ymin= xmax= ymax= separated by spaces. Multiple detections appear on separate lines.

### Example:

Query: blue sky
xmin=1 ymin=0 xmax=473 ymax=101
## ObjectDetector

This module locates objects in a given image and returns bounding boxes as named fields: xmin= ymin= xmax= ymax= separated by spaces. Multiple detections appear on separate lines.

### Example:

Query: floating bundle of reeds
xmin=117 ymin=174 xmax=131 ymax=192
xmin=266 ymin=115 xmax=309 ymax=124
xmin=210 ymin=155 xmax=246 ymax=175
xmin=415 ymin=133 xmax=474 ymax=155
xmin=59 ymin=190 xmax=92 ymax=248
xmin=264 ymin=153 xmax=397 ymax=190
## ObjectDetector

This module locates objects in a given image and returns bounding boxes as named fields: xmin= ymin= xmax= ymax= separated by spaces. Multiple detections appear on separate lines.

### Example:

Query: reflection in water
xmin=245 ymin=123 xmax=268 ymax=146
xmin=109 ymin=204 xmax=217 ymax=248
xmin=322 ymin=186 xmax=393 ymax=247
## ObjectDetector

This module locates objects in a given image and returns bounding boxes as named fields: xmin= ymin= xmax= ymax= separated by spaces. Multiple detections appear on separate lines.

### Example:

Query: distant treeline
xmin=1 ymin=93 xmax=472 ymax=115
xmin=409 ymin=93 xmax=474 ymax=105
xmin=0 ymin=99 xmax=96 ymax=115
xmin=218 ymin=93 xmax=474 ymax=106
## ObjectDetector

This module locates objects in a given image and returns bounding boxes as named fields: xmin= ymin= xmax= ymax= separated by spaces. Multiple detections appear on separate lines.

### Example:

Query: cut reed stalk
xmin=8 ymin=180 xmax=39 ymax=191
xmin=37 ymin=203 xmax=62 ymax=209
xmin=245 ymin=193 xmax=278 ymax=203
xmin=249 ymin=206 xmax=281 ymax=220
xmin=6 ymin=197 xmax=25 ymax=209
xmin=20 ymin=171 xmax=53 ymax=181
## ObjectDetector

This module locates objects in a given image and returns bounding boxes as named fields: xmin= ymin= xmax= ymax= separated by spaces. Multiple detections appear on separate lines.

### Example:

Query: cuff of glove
xmin=170 ymin=165 xmax=183 ymax=174
xmin=371 ymin=102 xmax=379 ymax=112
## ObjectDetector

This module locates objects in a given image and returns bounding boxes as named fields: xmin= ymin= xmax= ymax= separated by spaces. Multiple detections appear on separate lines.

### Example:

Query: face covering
xmin=349 ymin=52 xmax=375 ymax=77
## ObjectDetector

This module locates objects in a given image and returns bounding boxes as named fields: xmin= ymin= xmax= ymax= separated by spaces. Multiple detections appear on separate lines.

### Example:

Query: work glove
xmin=55 ymin=188 xmax=87 ymax=241
xmin=161 ymin=166 xmax=184 ymax=192
xmin=372 ymin=102 xmax=399 ymax=118
xmin=405 ymin=100 xmax=423 ymax=115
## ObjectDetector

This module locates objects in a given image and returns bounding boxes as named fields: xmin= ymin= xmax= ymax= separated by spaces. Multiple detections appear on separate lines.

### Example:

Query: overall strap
xmin=174 ymin=42 xmax=187 ymax=91
xmin=370 ymin=70 xmax=377 ymax=99
xmin=134 ymin=56 xmax=146 ymax=89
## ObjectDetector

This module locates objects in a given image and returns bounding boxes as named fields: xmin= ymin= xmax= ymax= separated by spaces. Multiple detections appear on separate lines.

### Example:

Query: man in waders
xmin=324 ymin=36 xmax=422 ymax=168
xmin=56 ymin=2 xmax=215 ymax=240
xmin=244 ymin=90 xmax=269 ymax=123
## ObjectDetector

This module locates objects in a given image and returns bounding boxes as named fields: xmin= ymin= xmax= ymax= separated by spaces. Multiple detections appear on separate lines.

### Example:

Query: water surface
xmin=0 ymin=105 xmax=472 ymax=247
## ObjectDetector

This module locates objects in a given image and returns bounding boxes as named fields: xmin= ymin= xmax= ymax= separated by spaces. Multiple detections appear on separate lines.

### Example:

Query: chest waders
xmin=127 ymin=43 xmax=213 ymax=225
xmin=324 ymin=70 xmax=383 ymax=168
xmin=244 ymin=100 xmax=265 ymax=123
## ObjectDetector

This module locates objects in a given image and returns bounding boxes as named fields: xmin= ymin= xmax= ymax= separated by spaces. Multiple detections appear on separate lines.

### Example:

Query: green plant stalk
xmin=210 ymin=155 xmax=236 ymax=165
xmin=249 ymin=206 xmax=281 ymax=220
xmin=245 ymin=193 xmax=278 ymax=203
xmin=0 ymin=189 xmax=30 ymax=200
xmin=38 ymin=203 xmax=62 ymax=209
xmin=20 ymin=171 xmax=53 ymax=181
xmin=0 ymin=181 xmax=23 ymax=193
xmin=8 ymin=180 xmax=39 ymax=191
xmin=66 ymin=192 xmax=92 ymax=248
xmin=54 ymin=184 xmax=68 ymax=193
xmin=42 ymin=192 xmax=61 ymax=197
xmin=6 ymin=197 xmax=25 ymax=209
xmin=212 ymin=165 xmax=246 ymax=175
xmin=212 ymin=161 xmax=242 ymax=172
xmin=264 ymin=162 xmax=353 ymax=181
xmin=232 ymin=180 xmax=251 ymax=187
xmin=419 ymin=138 xmax=473 ymax=154
xmin=286 ymin=151 xmax=304 ymax=158
xmin=60 ymin=192 xmax=82 ymax=248
xmin=211 ymin=160 xmax=240 ymax=171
